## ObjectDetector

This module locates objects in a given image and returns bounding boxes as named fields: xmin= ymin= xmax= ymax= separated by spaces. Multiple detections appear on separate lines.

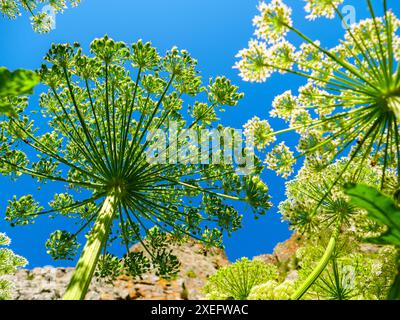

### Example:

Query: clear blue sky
xmin=0 ymin=0 xmax=397 ymax=267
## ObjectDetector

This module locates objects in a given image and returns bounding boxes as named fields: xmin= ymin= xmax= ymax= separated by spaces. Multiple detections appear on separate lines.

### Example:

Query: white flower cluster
xmin=265 ymin=142 xmax=295 ymax=179
xmin=243 ymin=116 xmax=276 ymax=150
xmin=279 ymin=156 xmax=397 ymax=238
xmin=270 ymin=90 xmax=297 ymax=121
xmin=248 ymin=279 xmax=295 ymax=300
xmin=304 ymin=0 xmax=344 ymax=20
xmin=234 ymin=40 xmax=273 ymax=83
xmin=0 ymin=232 xmax=28 ymax=300
xmin=237 ymin=0 xmax=400 ymax=192
xmin=253 ymin=0 xmax=293 ymax=44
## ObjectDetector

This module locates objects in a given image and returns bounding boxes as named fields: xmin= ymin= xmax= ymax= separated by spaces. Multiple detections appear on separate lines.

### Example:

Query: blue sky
xmin=0 ymin=0 xmax=397 ymax=267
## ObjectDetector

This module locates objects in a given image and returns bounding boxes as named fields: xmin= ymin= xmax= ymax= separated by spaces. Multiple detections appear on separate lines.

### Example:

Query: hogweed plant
xmin=279 ymin=157 xmax=398 ymax=299
xmin=0 ymin=0 xmax=81 ymax=33
xmin=0 ymin=36 xmax=272 ymax=300
xmin=205 ymin=157 xmax=399 ymax=300
xmin=0 ymin=233 xmax=27 ymax=300
xmin=236 ymin=0 xmax=400 ymax=299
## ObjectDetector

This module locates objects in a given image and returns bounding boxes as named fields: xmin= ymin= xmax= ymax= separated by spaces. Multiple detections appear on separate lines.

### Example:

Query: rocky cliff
xmin=6 ymin=238 xmax=228 ymax=300
xmin=7 ymin=235 xmax=302 ymax=300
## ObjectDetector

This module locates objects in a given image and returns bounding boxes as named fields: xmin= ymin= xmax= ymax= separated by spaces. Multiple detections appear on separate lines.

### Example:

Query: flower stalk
xmin=387 ymin=96 xmax=400 ymax=122
xmin=63 ymin=193 xmax=117 ymax=300
xmin=291 ymin=225 xmax=341 ymax=300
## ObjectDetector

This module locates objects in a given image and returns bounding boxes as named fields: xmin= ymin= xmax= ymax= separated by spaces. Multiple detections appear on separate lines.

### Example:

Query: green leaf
xmin=344 ymin=183 xmax=400 ymax=246
xmin=0 ymin=68 xmax=39 ymax=116
xmin=388 ymin=273 xmax=400 ymax=300
xmin=344 ymin=184 xmax=400 ymax=300
xmin=0 ymin=100 xmax=17 ymax=117
xmin=0 ymin=67 xmax=39 ymax=97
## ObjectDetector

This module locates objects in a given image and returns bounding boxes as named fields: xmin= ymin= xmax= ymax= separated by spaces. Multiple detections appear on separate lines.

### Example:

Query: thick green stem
xmin=63 ymin=194 xmax=117 ymax=300
xmin=290 ymin=227 xmax=340 ymax=300
xmin=388 ymin=96 xmax=400 ymax=122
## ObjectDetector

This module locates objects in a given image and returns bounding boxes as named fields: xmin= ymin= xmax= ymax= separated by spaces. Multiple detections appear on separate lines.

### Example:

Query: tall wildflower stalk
xmin=236 ymin=0 xmax=400 ymax=299
xmin=0 ymin=36 xmax=272 ymax=299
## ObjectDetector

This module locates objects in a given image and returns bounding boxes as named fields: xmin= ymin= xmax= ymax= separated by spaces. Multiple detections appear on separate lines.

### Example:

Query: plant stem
xmin=388 ymin=249 xmax=400 ymax=300
xmin=63 ymin=193 xmax=117 ymax=300
xmin=290 ymin=226 xmax=340 ymax=300
xmin=388 ymin=96 xmax=400 ymax=122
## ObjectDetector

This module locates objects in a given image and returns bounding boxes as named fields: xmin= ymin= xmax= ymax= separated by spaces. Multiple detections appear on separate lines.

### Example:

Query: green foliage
xmin=296 ymin=238 xmax=398 ymax=300
xmin=345 ymin=184 xmax=400 ymax=246
xmin=203 ymin=258 xmax=278 ymax=300
xmin=190 ymin=102 xmax=218 ymax=125
xmin=95 ymin=228 xmax=180 ymax=282
xmin=5 ymin=195 xmax=43 ymax=226
xmin=0 ymin=232 xmax=27 ymax=300
xmin=94 ymin=253 xmax=122 ymax=282
xmin=345 ymin=183 xmax=400 ymax=300
xmin=0 ymin=68 xmax=39 ymax=97
xmin=275 ymin=157 xmax=399 ymax=300
xmin=145 ymin=227 xmax=180 ymax=279
xmin=243 ymin=175 xmax=271 ymax=216
xmin=123 ymin=251 xmax=151 ymax=278
xmin=0 ymin=0 xmax=81 ymax=33
xmin=45 ymin=230 xmax=80 ymax=260
xmin=208 ymin=77 xmax=244 ymax=108
xmin=0 ymin=67 xmax=39 ymax=116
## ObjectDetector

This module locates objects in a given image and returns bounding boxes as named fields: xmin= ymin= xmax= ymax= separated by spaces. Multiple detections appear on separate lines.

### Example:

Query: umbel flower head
xmin=203 ymin=257 xmax=278 ymax=300
xmin=279 ymin=156 xmax=397 ymax=238
xmin=0 ymin=36 xmax=271 ymax=299
xmin=236 ymin=0 xmax=400 ymax=197
xmin=0 ymin=0 xmax=81 ymax=33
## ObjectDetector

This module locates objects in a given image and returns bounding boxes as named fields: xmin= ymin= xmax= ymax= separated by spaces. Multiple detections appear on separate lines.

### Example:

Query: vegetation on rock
xmin=0 ymin=232 xmax=27 ymax=300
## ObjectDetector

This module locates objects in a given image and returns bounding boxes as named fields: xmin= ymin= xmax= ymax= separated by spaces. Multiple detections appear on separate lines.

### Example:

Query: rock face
xmin=254 ymin=233 xmax=302 ymax=265
xmin=6 ymin=239 xmax=228 ymax=300
xmin=254 ymin=233 xmax=303 ymax=280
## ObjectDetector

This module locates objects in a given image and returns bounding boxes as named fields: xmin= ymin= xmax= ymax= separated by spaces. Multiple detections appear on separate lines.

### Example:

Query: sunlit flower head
xmin=264 ymin=141 xmax=295 ymax=178
xmin=234 ymin=40 xmax=273 ymax=82
xmin=270 ymin=90 xmax=297 ymax=121
xmin=253 ymin=0 xmax=293 ymax=44
xmin=243 ymin=116 xmax=276 ymax=150
xmin=279 ymin=156 xmax=397 ymax=236
xmin=304 ymin=0 xmax=345 ymax=20
xmin=269 ymin=40 xmax=296 ymax=73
